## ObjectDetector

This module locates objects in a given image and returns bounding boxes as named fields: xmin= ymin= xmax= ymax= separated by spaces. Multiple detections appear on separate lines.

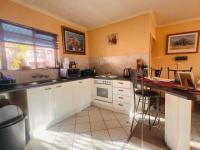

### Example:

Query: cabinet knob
xmin=119 ymin=82 xmax=123 ymax=84
xmin=78 ymin=81 xmax=83 ymax=84
xmin=118 ymin=89 xmax=123 ymax=92
xmin=118 ymin=97 xmax=123 ymax=99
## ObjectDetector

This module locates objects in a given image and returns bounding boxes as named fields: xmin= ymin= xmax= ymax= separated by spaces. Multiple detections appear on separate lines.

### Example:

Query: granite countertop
xmin=0 ymin=76 xmax=91 ymax=94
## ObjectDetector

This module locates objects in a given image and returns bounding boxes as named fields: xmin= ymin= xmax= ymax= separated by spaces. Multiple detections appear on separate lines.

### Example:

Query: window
xmin=0 ymin=20 xmax=57 ymax=70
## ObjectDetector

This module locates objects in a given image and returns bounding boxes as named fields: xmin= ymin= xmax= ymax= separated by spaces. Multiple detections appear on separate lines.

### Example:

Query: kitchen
xmin=0 ymin=0 xmax=200 ymax=150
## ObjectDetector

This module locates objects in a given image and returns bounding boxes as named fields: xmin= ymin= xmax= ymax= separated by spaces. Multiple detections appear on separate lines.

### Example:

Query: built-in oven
xmin=94 ymin=79 xmax=113 ymax=103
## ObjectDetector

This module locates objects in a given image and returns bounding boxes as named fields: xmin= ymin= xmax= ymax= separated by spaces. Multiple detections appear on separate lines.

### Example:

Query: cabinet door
xmin=27 ymin=85 xmax=54 ymax=136
xmin=54 ymin=82 xmax=73 ymax=121
xmin=27 ymin=87 xmax=44 ymax=135
xmin=73 ymin=79 xmax=92 ymax=112
xmin=43 ymin=86 xmax=55 ymax=127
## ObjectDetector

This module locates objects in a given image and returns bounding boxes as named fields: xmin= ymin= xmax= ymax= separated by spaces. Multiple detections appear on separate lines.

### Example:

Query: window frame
xmin=0 ymin=19 xmax=58 ymax=70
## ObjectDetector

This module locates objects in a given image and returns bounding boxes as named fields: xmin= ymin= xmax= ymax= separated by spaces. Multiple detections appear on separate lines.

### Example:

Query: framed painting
xmin=166 ymin=31 xmax=199 ymax=54
xmin=62 ymin=26 xmax=85 ymax=55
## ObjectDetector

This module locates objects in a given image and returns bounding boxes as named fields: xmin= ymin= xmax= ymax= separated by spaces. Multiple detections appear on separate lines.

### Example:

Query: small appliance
xmin=60 ymin=68 xmax=81 ymax=79
xmin=123 ymin=68 xmax=131 ymax=77
xmin=81 ymin=69 xmax=95 ymax=77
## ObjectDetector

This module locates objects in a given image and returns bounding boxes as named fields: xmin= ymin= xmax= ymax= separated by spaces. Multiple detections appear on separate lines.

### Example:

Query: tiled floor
xmin=25 ymin=106 xmax=168 ymax=150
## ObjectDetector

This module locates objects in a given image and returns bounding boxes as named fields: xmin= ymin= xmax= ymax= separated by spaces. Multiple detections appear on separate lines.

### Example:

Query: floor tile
xmin=92 ymin=140 xmax=115 ymax=150
xmin=100 ymin=109 xmax=113 ymax=115
xmin=105 ymin=119 xmax=121 ymax=129
xmin=60 ymin=125 xmax=75 ymax=133
xmin=114 ymin=112 xmax=129 ymax=119
xmin=89 ymin=114 xmax=103 ymax=122
xmin=113 ymin=139 xmax=127 ymax=150
xmin=76 ymin=116 xmax=90 ymax=124
xmin=75 ymin=123 xmax=91 ymax=133
xmin=118 ymin=117 xmax=132 ymax=127
xmin=61 ymin=116 xmax=76 ymax=126
xmin=92 ymin=130 xmax=111 ymax=141
xmin=76 ymin=110 xmax=89 ymax=117
xmin=73 ymin=132 xmax=93 ymax=150
xmin=91 ymin=121 xmax=107 ymax=131
xmin=102 ymin=113 xmax=116 ymax=121
xmin=89 ymin=109 xmax=101 ymax=116
xmin=108 ymin=128 xmax=128 ymax=141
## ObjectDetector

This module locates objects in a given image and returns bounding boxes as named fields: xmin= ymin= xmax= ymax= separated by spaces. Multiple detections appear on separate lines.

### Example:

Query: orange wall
xmin=0 ymin=0 xmax=89 ymax=58
xmin=88 ymin=14 xmax=152 ymax=57
xmin=152 ymin=20 xmax=200 ymax=80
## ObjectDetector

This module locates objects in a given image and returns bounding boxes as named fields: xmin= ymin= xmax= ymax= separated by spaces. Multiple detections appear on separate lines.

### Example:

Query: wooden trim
xmin=0 ymin=19 xmax=57 ymax=37
xmin=166 ymin=31 xmax=199 ymax=55
xmin=61 ymin=26 xmax=85 ymax=55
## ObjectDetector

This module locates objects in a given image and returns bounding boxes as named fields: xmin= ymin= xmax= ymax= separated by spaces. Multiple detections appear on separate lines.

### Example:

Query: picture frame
xmin=62 ymin=26 xmax=85 ymax=55
xmin=108 ymin=33 xmax=118 ymax=45
xmin=166 ymin=31 xmax=199 ymax=54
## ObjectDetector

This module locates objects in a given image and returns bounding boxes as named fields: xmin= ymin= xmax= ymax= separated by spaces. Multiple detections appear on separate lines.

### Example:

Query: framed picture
xmin=62 ymin=26 xmax=85 ymax=55
xmin=166 ymin=31 xmax=199 ymax=54
xmin=108 ymin=33 xmax=118 ymax=45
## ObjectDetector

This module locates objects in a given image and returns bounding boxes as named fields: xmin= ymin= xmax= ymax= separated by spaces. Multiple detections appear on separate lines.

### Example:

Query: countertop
xmin=0 ymin=76 xmax=130 ymax=94
xmin=0 ymin=76 xmax=198 ymax=101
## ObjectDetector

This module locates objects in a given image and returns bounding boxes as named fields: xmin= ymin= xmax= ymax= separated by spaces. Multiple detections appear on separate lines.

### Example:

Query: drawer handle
xmin=118 ymin=82 xmax=123 ymax=84
xmin=56 ymin=85 xmax=62 ymax=88
xmin=118 ymin=103 xmax=123 ymax=106
xmin=118 ymin=97 xmax=123 ymax=99
xmin=78 ymin=81 xmax=83 ymax=84
xmin=118 ymin=89 xmax=123 ymax=92
xmin=45 ymin=88 xmax=52 ymax=90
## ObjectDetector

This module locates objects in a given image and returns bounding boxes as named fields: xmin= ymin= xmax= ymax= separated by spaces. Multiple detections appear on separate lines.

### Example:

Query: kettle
xmin=123 ymin=68 xmax=131 ymax=77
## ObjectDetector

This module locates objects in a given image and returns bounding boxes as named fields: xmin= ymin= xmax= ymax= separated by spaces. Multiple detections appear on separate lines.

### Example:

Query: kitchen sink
xmin=23 ymin=79 xmax=59 ymax=86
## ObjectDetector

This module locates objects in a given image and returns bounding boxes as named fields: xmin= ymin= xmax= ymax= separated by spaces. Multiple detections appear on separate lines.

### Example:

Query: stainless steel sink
xmin=24 ymin=79 xmax=58 ymax=86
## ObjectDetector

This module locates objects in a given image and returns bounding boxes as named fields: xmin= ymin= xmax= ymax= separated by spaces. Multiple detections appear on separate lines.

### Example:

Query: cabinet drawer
xmin=113 ymin=94 xmax=131 ymax=103
xmin=113 ymin=80 xmax=131 ymax=89
xmin=113 ymin=101 xmax=130 ymax=111
xmin=113 ymin=87 xmax=131 ymax=96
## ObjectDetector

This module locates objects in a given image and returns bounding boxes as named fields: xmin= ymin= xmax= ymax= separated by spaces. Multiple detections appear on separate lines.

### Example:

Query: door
xmin=73 ymin=79 xmax=92 ymax=112
xmin=54 ymin=82 xmax=73 ymax=121
xmin=27 ymin=85 xmax=54 ymax=136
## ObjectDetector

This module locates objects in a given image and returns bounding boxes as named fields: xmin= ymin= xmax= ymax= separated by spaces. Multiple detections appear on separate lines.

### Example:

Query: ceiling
xmin=12 ymin=0 xmax=200 ymax=29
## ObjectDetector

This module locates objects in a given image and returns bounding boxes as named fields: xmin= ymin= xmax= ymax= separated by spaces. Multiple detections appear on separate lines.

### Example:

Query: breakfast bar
xmin=142 ymin=78 xmax=198 ymax=150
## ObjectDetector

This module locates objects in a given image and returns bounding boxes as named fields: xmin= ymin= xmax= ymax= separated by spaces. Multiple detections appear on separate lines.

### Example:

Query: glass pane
xmin=5 ymin=42 xmax=35 ymax=70
xmin=36 ymin=46 xmax=55 ymax=68
xmin=97 ymin=88 xmax=108 ymax=98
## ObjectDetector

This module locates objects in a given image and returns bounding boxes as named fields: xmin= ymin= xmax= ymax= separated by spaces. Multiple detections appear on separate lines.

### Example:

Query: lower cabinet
xmin=27 ymin=85 xmax=55 ymax=137
xmin=54 ymin=82 xmax=74 ymax=122
xmin=73 ymin=79 xmax=92 ymax=112
xmin=27 ymin=79 xmax=92 ymax=137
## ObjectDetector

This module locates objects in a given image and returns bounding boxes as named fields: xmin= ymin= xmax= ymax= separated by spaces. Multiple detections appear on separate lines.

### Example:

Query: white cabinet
xmin=54 ymin=82 xmax=74 ymax=122
xmin=27 ymin=85 xmax=54 ymax=136
xmin=27 ymin=79 xmax=92 ymax=137
xmin=73 ymin=79 xmax=92 ymax=112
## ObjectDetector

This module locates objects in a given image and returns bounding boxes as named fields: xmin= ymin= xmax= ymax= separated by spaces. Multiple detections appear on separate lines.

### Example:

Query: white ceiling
xmin=12 ymin=0 xmax=200 ymax=29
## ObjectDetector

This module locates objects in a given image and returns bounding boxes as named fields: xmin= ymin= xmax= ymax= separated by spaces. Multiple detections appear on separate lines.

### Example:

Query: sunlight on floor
xmin=25 ymin=106 xmax=166 ymax=150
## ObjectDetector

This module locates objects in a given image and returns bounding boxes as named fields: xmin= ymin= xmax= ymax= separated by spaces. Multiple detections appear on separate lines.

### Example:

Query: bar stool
xmin=150 ymin=67 xmax=163 ymax=78
xmin=130 ymin=69 xmax=160 ymax=129
xmin=167 ymin=67 xmax=192 ymax=79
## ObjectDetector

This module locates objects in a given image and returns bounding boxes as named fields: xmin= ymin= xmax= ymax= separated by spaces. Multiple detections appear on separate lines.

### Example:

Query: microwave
xmin=60 ymin=68 xmax=81 ymax=78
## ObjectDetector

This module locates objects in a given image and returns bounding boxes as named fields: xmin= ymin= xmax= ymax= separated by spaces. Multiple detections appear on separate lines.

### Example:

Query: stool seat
xmin=135 ymin=90 xmax=159 ymax=97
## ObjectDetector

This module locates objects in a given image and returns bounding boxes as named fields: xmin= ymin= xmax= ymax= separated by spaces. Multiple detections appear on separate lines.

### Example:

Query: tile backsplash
xmin=89 ymin=54 xmax=149 ymax=76
xmin=2 ymin=69 xmax=59 ymax=84
xmin=1 ymin=54 xmax=149 ymax=83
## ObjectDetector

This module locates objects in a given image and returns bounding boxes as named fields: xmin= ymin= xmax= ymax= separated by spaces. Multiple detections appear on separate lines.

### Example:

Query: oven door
xmin=94 ymin=84 xmax=112 ymax=103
